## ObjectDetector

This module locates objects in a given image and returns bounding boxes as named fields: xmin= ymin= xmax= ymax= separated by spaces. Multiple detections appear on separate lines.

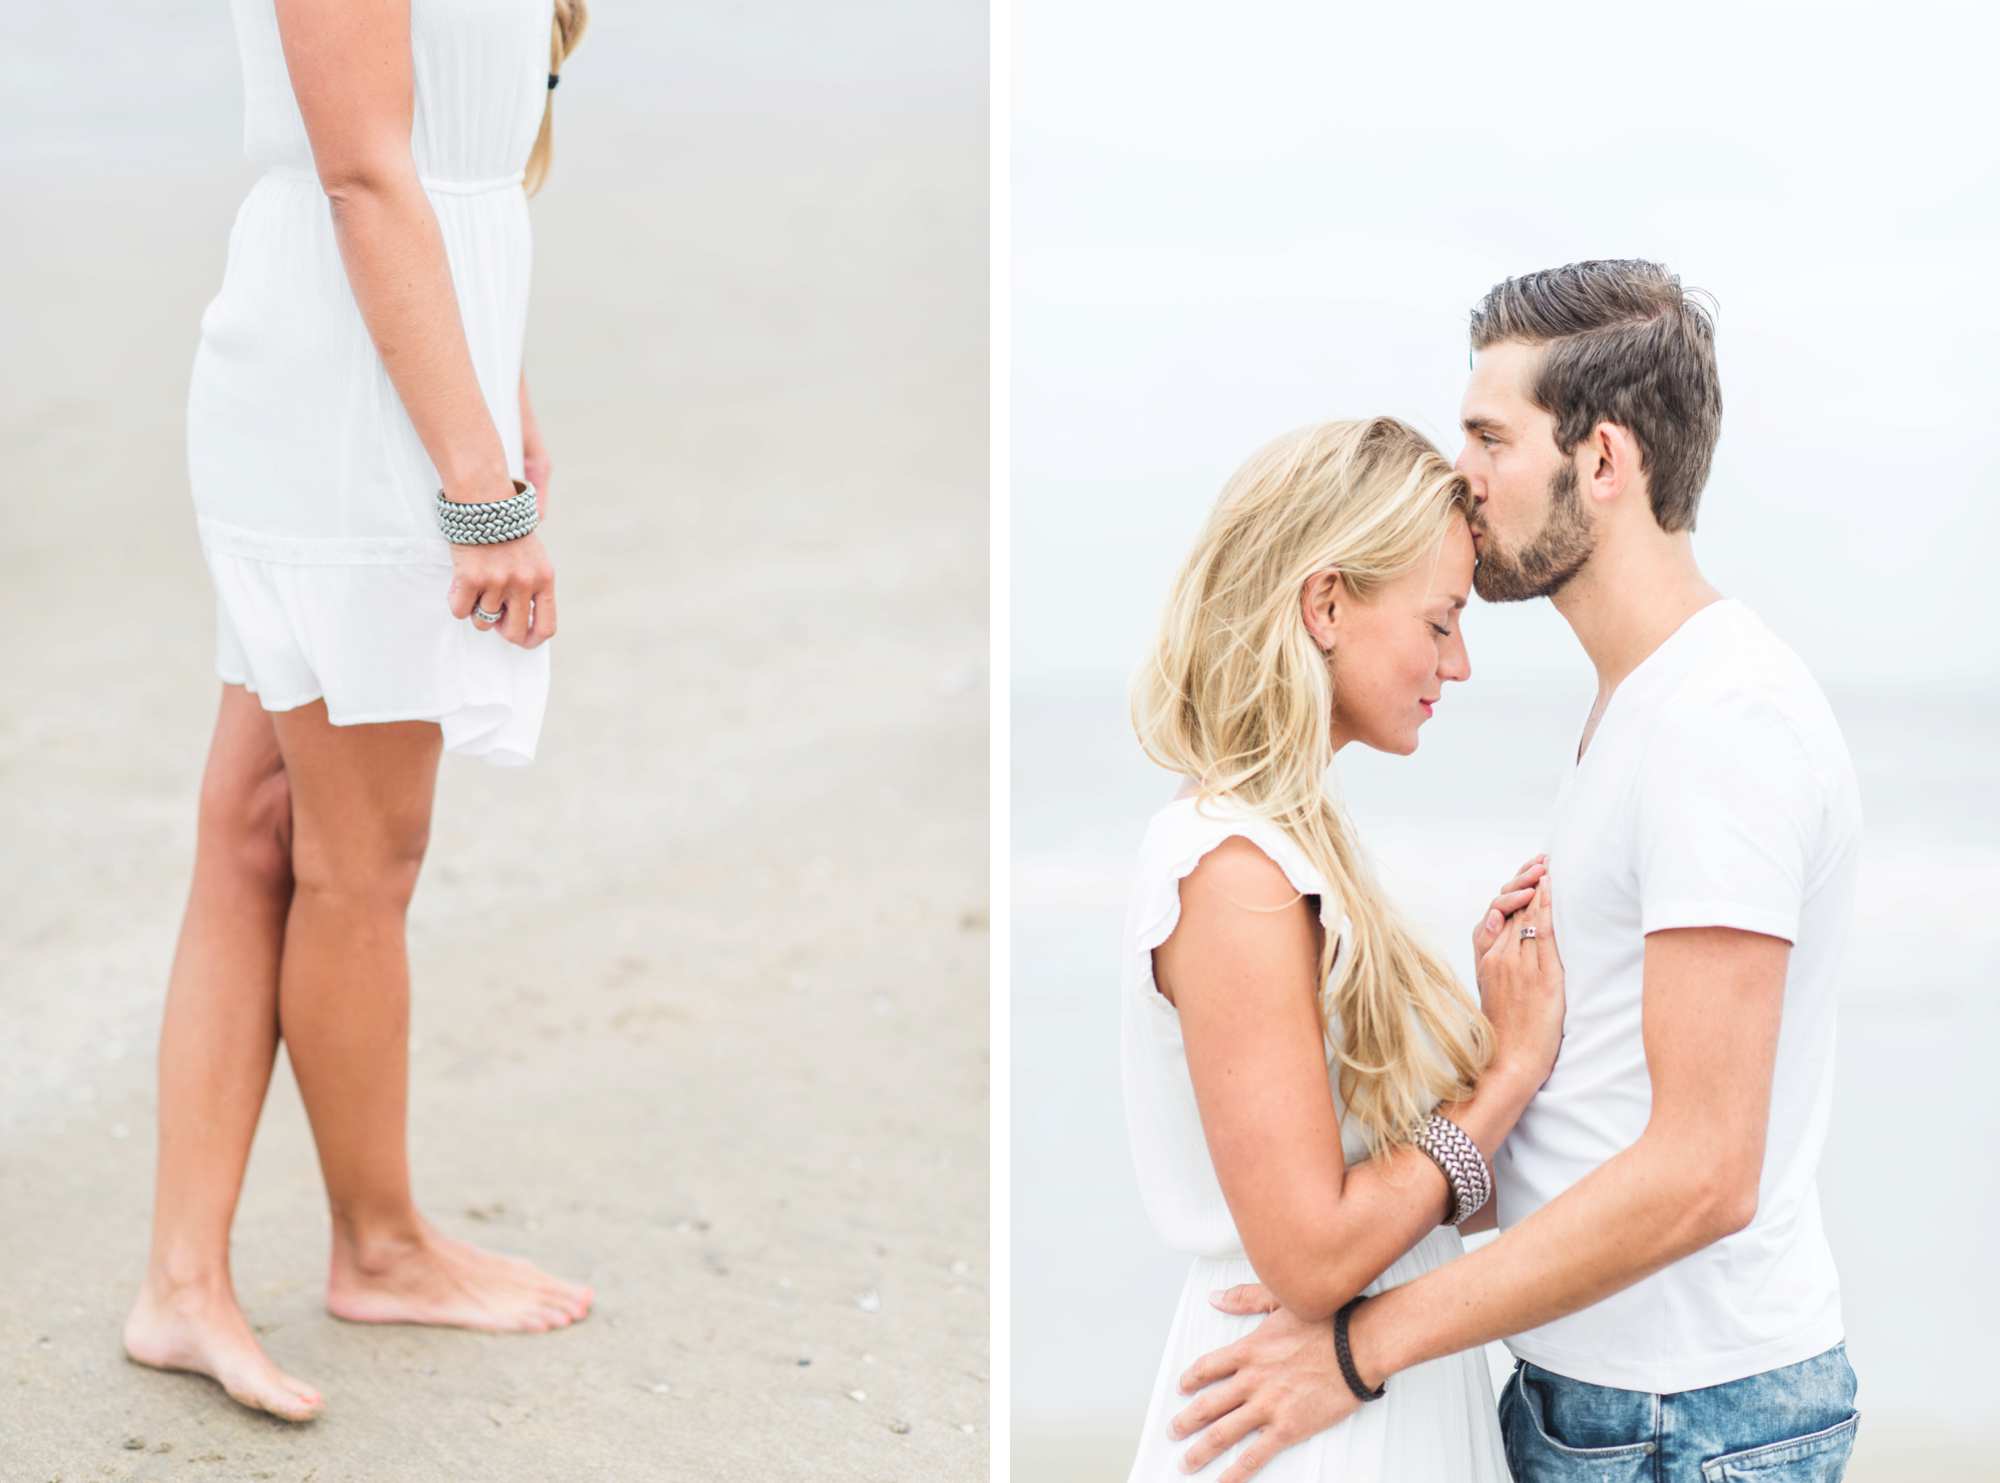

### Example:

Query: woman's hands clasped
xmin=1472 ymin=854 xmax=1566 ymax=1088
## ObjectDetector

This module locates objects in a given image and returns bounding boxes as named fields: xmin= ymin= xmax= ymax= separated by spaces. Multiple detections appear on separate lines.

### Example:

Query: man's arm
xmin=1345 ymin=924 xmax=1788 ymax=1385
xmin=1165 ymin=923 xmax=1789 ymax=1480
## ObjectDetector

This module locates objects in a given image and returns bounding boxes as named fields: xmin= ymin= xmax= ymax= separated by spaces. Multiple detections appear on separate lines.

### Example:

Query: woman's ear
xmin=1300 ymin=568 xmax=1341 ymax=652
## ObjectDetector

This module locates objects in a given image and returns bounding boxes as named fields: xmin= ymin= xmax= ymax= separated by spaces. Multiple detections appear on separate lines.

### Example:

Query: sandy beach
xmin=3 ymin=5 xmax=987 ymax=1476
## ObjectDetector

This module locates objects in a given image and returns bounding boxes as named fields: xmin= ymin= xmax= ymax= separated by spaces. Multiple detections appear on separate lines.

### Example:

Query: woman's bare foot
xmin=122 ymin=1276 xmax=324 ymax=1423
xmin=326 ymin=1212 xmax=594 ymax=1333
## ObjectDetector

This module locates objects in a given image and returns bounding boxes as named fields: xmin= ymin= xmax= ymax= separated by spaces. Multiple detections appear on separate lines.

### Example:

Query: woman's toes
xmin=277 ymin=1391 xmax=323 ymax=1421
xmin=231 ymin=1375 xmax=319 ymax=1421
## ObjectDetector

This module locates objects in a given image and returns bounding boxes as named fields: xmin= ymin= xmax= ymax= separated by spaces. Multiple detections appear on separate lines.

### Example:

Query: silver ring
xmin=472 ymin=602 xmax=505 ymax=623
xmin=1519 ymin=924 xmax=1537 ymax=940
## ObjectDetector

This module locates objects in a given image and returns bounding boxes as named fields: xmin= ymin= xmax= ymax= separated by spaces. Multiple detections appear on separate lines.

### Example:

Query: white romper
xmin=185 ymin=0 xmax=555 ymax=766
xmin=1119 ymin=786 xmax=1510 ymax=1480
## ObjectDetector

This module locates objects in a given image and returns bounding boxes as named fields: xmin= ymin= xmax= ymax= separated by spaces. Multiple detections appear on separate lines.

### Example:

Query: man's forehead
xmin=1461 ymin=340 xmax=1541 ymax=418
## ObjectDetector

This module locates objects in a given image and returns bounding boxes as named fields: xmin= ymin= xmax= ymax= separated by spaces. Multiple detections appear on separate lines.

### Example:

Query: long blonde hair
xmin=1130 ymin=416 xmax=1494 ymax=1160
xmin=524 ymin=0 xmax=589 ymax=198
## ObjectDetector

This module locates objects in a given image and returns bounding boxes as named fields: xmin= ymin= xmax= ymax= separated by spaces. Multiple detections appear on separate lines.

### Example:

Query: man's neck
xmin=1551 ymin=530 xmax=1724 ymax=701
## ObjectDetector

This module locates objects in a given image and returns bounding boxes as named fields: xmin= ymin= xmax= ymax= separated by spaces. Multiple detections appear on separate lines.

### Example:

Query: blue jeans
xmin=1498 ymin=1344 xmax=1860 ymax=1482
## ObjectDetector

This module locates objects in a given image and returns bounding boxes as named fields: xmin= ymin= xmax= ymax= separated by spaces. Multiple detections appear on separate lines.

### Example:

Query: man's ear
xmin=1300 ymin=568 xmax=1341 ymax=651
xmin=1587 ymin=421 xmax=1642 ymax=507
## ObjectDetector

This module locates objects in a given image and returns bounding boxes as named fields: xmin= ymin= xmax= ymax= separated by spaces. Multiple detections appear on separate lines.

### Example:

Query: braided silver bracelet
xmin=435 ymin=478 xmax=540 ymax=545
xmin=1414 ymin=1111 xmax=1492 ymax=1227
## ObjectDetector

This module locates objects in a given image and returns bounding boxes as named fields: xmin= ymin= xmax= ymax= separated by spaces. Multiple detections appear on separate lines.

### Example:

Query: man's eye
xmin=1430 ymin=623 xmax=1452 ymax=638
xmin=1479 ymin=433 xmax=1499 ymax=447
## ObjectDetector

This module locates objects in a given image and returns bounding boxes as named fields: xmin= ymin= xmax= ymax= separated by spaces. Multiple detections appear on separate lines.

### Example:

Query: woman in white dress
xmin=1119 ymin=417 xmax=1568 ymax=1479
xmin=121 ymin=0 xmax=593 ymax=1422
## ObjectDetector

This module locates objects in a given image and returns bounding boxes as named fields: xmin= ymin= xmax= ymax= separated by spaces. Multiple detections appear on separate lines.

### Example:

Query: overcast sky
xmin=1012 ymin=1 xmax=1999 ymax=692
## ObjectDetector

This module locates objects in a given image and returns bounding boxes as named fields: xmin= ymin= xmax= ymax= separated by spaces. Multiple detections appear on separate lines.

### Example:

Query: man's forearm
xmin=1347 ymin=1132 xmax=1746 ymax=1385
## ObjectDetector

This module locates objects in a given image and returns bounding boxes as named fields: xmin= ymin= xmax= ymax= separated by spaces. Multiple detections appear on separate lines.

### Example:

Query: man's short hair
xmin=1469 ymin=259 xmax=1722 ymax=532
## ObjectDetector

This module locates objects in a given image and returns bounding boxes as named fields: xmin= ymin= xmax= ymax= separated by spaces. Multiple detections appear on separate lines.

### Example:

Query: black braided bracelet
xmin=1332 ymin=1298 xmax=1386 ymax=1403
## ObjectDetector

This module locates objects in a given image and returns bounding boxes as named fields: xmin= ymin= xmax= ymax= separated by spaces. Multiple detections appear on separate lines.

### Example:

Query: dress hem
xmin=214 ymin=669 xmax=540 ymax=767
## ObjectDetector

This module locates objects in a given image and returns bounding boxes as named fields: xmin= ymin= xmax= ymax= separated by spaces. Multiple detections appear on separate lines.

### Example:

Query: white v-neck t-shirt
xmin=1494 ymin=598 xmax=1862 ymax=1393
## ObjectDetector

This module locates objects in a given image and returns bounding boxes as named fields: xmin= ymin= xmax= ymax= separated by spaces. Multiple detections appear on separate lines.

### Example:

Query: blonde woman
xmin=1120 ymin=417 xmax=1567 ymax=1478
xmin=122 ymin=0 xmax=592 ymax=1422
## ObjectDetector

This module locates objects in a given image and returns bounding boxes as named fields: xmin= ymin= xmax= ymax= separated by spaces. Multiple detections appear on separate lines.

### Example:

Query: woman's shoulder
xmin=1132 ymin=787 xmax=1346 ymax=953
xmin=1139 ymin=787 xmax=1304 ymax=867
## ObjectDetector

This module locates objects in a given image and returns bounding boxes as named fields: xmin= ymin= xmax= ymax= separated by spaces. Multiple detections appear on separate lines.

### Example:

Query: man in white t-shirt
xmin=1171 ymin=259 xmax=1863 ymax=1480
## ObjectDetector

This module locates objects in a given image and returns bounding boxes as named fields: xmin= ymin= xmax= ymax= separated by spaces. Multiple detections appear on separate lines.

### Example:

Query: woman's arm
xmin=275 ymin=0 xmax=513 ymax=505
xmin=519 ymin=365 xmax=551 ymax=518
xmin=1456 ymin=1193 xmax=1499 ymax=1235
xmin=1157 ymin=839 xmax=1551 ymax=1323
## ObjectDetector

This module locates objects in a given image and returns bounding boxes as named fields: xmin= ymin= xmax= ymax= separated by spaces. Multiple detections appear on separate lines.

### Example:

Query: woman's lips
xmin=1420 ymin=699 xmax=1435 ymax=717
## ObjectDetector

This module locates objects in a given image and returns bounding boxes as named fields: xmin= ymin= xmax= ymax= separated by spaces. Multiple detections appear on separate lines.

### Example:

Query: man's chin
xmin=1472 ymin=567 xmax=1539 ymax=604
xmin=1474 ymin=554 xmax=1585 ymax=604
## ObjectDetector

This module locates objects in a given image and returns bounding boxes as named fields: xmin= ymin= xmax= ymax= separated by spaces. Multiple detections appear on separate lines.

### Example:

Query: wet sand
xmin=3 ymin=56 xmax=986 ymax=1483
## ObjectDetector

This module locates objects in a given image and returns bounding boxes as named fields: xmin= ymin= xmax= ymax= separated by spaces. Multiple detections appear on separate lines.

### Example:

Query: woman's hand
xmin=1471 ymin=853 xmax=1544 ymax=959
xmin=1167 ymin=1285 xmax=1363 ymax=1481
xmin=521 ymin=370 xmax=553 ymax=521
xmin=523 ymin=437 xmax=553 ymax=523
xmin=446 ymin=527 xmax=557 ymax=649
xmin=1473 ymin=864 xmax=1565 ymax=1087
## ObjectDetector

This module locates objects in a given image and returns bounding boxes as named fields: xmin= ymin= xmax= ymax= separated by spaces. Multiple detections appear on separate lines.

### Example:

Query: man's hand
xmin=1167 ymin=1282 xmax=1363 ymax=1481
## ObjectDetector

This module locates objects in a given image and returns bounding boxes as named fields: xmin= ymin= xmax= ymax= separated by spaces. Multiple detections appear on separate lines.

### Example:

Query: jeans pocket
xmin=1698 ymin=1410 xmax=1861 ymax=1482
xmin=1501 ymin=1365 xmax=1656 ymax=1482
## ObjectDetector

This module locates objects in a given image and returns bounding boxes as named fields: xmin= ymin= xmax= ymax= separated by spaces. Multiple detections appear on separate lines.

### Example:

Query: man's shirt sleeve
xmin=1634 ymin=685 xmax=1822 ymax=945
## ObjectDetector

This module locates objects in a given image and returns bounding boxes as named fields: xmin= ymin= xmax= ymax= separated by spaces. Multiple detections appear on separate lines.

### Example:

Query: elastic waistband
xmin=198 ymin=514 xmax=454 ymax=568
xmin=259 ymin=162 xmax=525 ymax=197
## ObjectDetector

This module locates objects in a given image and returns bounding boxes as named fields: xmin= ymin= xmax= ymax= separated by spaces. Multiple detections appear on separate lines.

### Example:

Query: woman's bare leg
xmin=122 ymin=683 xmax=324 ymax=1422
xmin=267 ymin=698 xmax=591 ymax=1332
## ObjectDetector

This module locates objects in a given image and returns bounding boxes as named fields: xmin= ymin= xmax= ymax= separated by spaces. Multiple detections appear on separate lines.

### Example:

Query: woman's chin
xmin=1355 ymin=729 xmax=1422 ymax=758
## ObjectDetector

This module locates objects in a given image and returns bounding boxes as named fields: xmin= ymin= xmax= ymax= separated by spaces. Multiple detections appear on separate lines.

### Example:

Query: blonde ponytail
xmin=524 ymin=0 xmax=589 ymax=198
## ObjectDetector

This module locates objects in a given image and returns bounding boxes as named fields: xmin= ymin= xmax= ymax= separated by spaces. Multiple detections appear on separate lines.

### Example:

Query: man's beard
xmin=1472 ymin=460 xmax=1596 ymax=603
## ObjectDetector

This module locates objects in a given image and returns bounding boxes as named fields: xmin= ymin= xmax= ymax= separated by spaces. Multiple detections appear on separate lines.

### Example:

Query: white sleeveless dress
xmin=1120 ymin=787 xmax=1510 ymax=1481
xmin=185 ymin=0 xmax=555 ymax=766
